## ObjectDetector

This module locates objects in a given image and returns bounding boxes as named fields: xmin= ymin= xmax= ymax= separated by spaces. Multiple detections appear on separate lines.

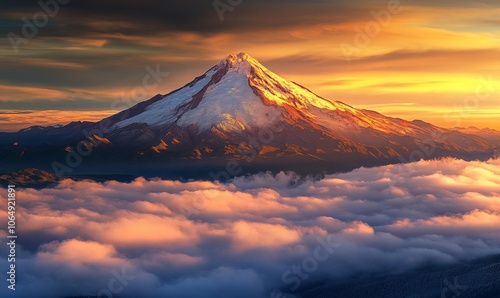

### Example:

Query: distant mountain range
xmin=0 ymin=168 xmax=57 ymax=188
xmin=452 ymin=127 xmax=500 ymax=146
xmin=0 ymin=53 xmax=497 ymax=179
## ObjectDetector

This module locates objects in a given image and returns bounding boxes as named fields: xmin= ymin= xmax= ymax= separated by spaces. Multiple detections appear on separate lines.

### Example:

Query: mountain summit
xmin=113 ymin=52 xmax=287 ymax=132
xmin=111 ymin=52 xmax=357 ymax=135
xmin=0 ymin=53 xmax=496 ymax=177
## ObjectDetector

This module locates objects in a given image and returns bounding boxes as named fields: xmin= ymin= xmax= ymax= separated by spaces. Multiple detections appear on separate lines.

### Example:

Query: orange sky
xmin=0 ymin=0 xmax=499 ymax=131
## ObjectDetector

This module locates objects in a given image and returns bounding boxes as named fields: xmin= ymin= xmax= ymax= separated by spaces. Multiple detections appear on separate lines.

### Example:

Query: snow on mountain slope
xmin=111 ymin=53 xmax=455 ymax=143
xmin=114 ymin=66 xmax=220 ymax=129
xmin=113 ymin=52 xmax=369 ymax=135
xmin=175 ymin=59 xmax=283 ymax=131
xmin=115 ymin=53 xmax=284 ymax=132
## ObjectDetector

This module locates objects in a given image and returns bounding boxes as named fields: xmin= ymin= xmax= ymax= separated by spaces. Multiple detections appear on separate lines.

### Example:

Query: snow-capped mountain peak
xmin=108 ymin=53 xmax=494 ymax=158
xmin=2 ymin=53 xmax=495 ymax=175
xmin=219 ymin=52 xmax=258 ymax=73
xmin=113 ymin=52 xmax=358 ymax=134
xmin=114 ymin=53 xmax=290 ymax=132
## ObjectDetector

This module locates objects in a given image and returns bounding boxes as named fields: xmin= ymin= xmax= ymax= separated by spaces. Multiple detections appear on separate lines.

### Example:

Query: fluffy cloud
xmin=0 ymin=158 xmax=499 ymax=297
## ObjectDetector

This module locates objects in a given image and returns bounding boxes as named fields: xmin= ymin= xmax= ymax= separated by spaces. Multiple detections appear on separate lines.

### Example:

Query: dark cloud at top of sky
xmin=0 ymin=0 xmax=357 ymax=38
xmin=2 ymin=0 xmax=497 ymax=38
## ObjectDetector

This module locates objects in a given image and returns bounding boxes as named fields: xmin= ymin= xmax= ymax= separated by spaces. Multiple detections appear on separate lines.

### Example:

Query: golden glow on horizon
xmin=0 ymin=110 xmax=119 ymax=132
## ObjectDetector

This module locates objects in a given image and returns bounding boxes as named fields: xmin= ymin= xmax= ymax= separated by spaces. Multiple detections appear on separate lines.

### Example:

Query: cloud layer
xmin=0 ymin=158 xmax=499 ymax=297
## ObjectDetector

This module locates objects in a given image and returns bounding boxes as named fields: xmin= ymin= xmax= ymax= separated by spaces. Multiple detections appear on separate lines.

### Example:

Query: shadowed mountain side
xmin=297 ymin=255 xmax=500 ymax=298
xmin=0 ymin=168 xmax=58 ymax=188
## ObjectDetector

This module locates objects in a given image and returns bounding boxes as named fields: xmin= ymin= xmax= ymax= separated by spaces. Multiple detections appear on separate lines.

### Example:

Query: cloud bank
xmin=0 ymin=158 xmax=499 ymax=297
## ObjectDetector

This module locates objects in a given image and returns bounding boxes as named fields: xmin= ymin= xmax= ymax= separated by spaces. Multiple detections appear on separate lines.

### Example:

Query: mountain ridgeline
xmin=0 ymin=53 xmax=497 ymax=179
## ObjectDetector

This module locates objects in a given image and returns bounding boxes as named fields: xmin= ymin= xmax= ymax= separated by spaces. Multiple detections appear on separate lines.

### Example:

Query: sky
xmin=0 ymin=0 xmax=499 ymax=131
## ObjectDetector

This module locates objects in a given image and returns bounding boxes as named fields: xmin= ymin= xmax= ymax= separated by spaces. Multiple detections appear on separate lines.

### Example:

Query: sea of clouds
xmin=0 ymin=158 xmax=499 ymax=297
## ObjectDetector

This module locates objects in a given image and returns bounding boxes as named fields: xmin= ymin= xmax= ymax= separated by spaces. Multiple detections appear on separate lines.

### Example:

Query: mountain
xmin=296 ymin=254 xmax=500 ymax=298
xmin=0 ymin=168 xmax=57 ymax=188
xmin=0 ymin=53 xmax=496 ymax=178
xmin=452 ymin=127 xmax=500 ymax=146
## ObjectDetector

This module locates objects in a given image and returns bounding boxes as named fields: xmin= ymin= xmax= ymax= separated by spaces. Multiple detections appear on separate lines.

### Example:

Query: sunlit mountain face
xmin=1 ymin=1 xmax=500 ymax=298
xmin=0 ymin=53 xmax=496 ymax=178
